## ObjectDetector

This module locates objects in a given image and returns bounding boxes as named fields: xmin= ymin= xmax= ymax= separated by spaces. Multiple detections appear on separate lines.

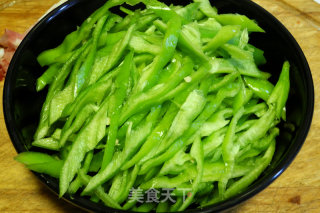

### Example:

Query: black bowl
xmin=3 ymin=0 xmax=314 ymax=212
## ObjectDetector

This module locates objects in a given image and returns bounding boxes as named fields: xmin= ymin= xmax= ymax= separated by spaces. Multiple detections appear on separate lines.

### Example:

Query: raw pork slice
xmin=0 ymin=29 xmax=24 ymax=81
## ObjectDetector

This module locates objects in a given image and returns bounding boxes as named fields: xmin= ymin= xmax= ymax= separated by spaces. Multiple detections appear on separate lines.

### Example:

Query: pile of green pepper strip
xmin=15 ymin=0 xmax=290 ymax=211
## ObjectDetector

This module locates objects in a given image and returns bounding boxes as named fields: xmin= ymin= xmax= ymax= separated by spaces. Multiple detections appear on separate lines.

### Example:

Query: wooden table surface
xmin=0 ymin=0 xmax=319 ymax=212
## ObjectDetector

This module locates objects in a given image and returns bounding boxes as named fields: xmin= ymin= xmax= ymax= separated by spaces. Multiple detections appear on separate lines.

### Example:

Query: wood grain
xmin=0 ymin=0 xmax=319 ymax=212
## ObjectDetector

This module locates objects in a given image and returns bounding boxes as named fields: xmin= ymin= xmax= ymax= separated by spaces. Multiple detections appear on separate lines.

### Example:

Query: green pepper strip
xmin=133 ymin=15 xmax=182 ymax=93
xmin=159 ymin=150 xmax=192 ymax=176
xmin=132 ymin=203 xmax=156 ymax=212
xmin=118 ymin=165 xmax=140 ymax=204
xmin=15 ymin=152 xmax=63 ymax=178
xmin=244 ymin=76 xmax=274 ymax=101
xmin=153 ymin=19 xmax=209 ymax=63
xmin=48 ymin=85 xmax=75 ymax=125
xmin=82 ymin=106 xmax=162 ymax=195
xmin=200 ymin=108 xmax=233 ymax=137
xmin=36 ymin=64 xmax=61 ymax=91
xmin=129 ymin=35 xmax=161 ymax=55
xmin=36 ymin=0 xmax=137 ymax=66
xmin=155 ymin=89 xmax=206 ymax=155
xmin=138 ymin=87 xmax=196 ymax=165
xmin=243 ymin=102 xmax=267 ymax=116
xmin=203 ymin=25 xmax=241 ymax=52
xmin=101 ymin=52 xmax=134 ymax=170
xmin=134 ymin=54 xmax=153 ymax=67
xmin=15 ymin=152 xmax=58 ymax=165
xmin=139 ymin=162 xmax=249 ymax=190
xmin=186 ymin=79 xmax=238 ymax=115
xmin=209 ymin=72 xmax=240 ymax=92
xmin=78 ymin=171 xmax=122 ymax=209
xmin=59 ymin=80 xmax=112 ymax=146
xmin=223 ymin=43 xmax=253 ymax=60
xmin=68 ymin=151 xmax=94 ymax=194
xmin=252 ymin=128 xmax=279 ymax=150
xmin=139 ymin=138 xmax=185 ymax=175
xmin=233 ymin=79 xmax=252 ymax=112
xmin=120 ymin=6 xmax=134 ymax=16
xmin=156 ymin=55 xmax=182 ymax=84
xmin=268 ymin=61 xmax=290 ymax=119
xmin=135 ymin=31 xmax=163 ymax=46
xmin=172 ymin=182 xmax=208 ymax=197
xmin=32 ymin=138 xmax=60 ymax=151
xmin=76 ymin=15 xmax=108 ymax=95
xmin=203 ymin=141 xmax=275 ymax=207
xmin=108 ymin=170 xmax=128 ymax=202
xmin=144 ymin=166 xmax=162 ymax=182
xmin=246 ymin=43 xmax=266 ymax=65
xmin=135 ymin=13 xmax=158 ymax=31
xmin=203 ymin=128 xmax=226 ymax=157
xmin=119 ymin=59 xmax=218 ymax=125
xmin=159 ymin=61 xmax=221 ymax=101
xmin=141 ymin=0 xmax=177 ymax=22
xmin=89 ymin=25 xmax=135 ymax=85
xmin=122 ymin=193 xmax=138 ymax=210
xmin=111 ymin=10 xmax=155 ymax=33
xmin=60 ymin=104 xmax=99 ymax=147
xmin=51 ymin=51 xmax=76 ymax=64
xmin=214 ymin=13 xmax=265 ymax=32
xmin=119 ymin=57 xmax=192 ymax=124
xmin=59 ymin=92 xmax=111 ymax=196
xmin=169 ymin=196 xmax=183 ymax=212
xmin=48 ymin=127 xmax=62 ymax=139
xmin=26 ymin=160 xmax=63 ymax=178
xmin=238 ymin=106 xmax=276 ymax=148
xmin=45 ymin=128 xmax=61 ymax=139
xmin=48 ymin=39 xmax=93 ymax=125
xmin=225 ymin=141 xmax=275 ymax=198
xmin=98 ymin=31 xmax=126 ymax=53
xmin=87 ymin=151 xmax=103 ymax=173
xmin=174 ymin=2 xmax=200 ymax=24
xmin=132 ymin=86 xmax=195 ymax=164
xmin=62 ymin=69 xmax=116 ymax=118
xmin=98 ymin=26 xmax=122 ymax=49
xmin=189 ymin=80 xmax=241 ymax=137
xmin=193 ymin=0 xmax=217 ymax=18
xmin=204 ymin=110 xmax=257 ymax=159
xmin=34 ymin=43 xmax=89 ymax=140
xmin=142 ymin=82 xmax=240 ymax=169
xmin=219 ymin=107 xmax=244 ymax=196
xmin=121 ymin=103 xmax=179 ymax=170
xmin=117 ymin=111 xmax=148 ymax=141
xmin=178 ymin=135 xmax=204 ymax=211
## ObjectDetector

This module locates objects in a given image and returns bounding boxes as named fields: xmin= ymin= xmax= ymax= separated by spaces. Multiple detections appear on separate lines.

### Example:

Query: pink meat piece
xmin=0 ymin=29 xmax=24 ymax=49
xmin=0 ymin=29 xmax=24 ymax=81
xmin=0 ymin=48 xmax=15 ymax=81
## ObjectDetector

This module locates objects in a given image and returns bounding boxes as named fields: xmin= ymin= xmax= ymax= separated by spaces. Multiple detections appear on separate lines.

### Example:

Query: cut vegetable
xmin=15 ymin=0 xmax=290 ymax=212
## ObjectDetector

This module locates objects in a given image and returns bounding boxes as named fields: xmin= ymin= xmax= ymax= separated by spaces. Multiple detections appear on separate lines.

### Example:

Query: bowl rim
xmin=3 ymin=0 xmax=314 ymax=212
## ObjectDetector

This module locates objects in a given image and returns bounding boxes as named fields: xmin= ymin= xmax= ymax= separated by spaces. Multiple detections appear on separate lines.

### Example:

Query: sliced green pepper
xmin=214 ymin=14 xmax=264 ymax=32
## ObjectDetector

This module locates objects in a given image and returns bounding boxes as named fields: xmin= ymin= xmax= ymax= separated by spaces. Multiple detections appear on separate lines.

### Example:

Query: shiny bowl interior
xmin=3 ymin=0 xmax=314 ymax=212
